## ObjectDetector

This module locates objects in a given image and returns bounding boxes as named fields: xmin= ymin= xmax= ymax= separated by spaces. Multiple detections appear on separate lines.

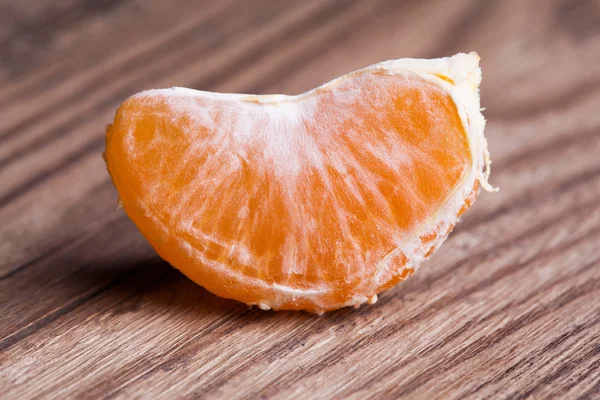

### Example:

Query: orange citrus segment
xmin=105 ymin=52 xmax=495 ymax=313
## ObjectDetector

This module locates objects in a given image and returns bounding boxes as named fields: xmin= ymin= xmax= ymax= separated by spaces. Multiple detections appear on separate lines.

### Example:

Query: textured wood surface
xmin=1 ymin=1 xmax=600 ymax=399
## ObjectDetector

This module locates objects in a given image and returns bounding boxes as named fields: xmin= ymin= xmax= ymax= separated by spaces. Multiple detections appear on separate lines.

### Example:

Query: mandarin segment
xmin=105 ymin=52 xmax=495 ymax=313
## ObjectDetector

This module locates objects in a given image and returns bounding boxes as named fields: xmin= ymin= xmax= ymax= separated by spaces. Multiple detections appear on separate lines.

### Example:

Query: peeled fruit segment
xmin=105 ymin=52 xmax=495 ymax=314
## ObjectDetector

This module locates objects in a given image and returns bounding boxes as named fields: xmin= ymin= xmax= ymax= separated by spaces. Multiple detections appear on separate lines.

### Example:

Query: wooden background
xmin=1 ymin=0 xmax=599 ymax=399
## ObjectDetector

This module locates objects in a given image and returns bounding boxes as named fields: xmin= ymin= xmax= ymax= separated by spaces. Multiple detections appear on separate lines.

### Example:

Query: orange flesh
xmin=106 ymin=72 xmax=472 ymax=311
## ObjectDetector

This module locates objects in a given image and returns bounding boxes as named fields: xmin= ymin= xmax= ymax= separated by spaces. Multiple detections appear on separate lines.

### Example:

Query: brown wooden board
xmin=1 ymin=1 xmax=599 ymax=398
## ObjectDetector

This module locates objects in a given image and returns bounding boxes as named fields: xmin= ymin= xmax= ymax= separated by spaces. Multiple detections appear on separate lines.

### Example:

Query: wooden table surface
xmin=1 ymin=1 xmax=600 ymax=399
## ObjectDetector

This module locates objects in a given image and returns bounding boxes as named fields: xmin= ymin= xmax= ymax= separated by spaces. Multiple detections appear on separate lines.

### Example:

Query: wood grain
xmin=1 ymin=0 xmax=599 ymax=399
